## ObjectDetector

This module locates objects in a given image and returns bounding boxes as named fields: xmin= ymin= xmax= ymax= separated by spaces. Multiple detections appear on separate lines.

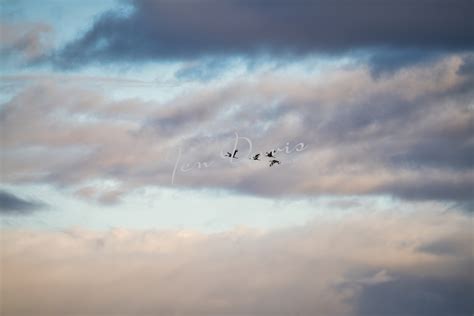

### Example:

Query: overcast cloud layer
xmin=2 ymin=209 xmax=472 ymax=316
xmin=1 ymin=1 xmax=473 ymax=315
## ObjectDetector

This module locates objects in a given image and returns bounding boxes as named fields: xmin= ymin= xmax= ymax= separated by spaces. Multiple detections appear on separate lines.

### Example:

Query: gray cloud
xmin=366 ymin=49 xmax=445 ymax=77
xmin=174 ymin=58 xmax=234 ymax=82
xmin=0 ymin=190 xmax=46 ymax=215
xmin=378 ymin=176 xmax=474 ymax=203
xmin=1 ymin=55 xmax=472 ymax=205
xmin=1 ymin=210 xmax=471 ymax=315
xmin=354 ymin=276 xmax=473 ymax=316
xmin=54 ymin=0 xmax=474 ymax=68
xmin=417 ymin=232 xmax=472 ymax=257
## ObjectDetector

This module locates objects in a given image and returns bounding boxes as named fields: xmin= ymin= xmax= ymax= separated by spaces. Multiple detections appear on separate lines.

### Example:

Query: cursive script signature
xmin=171 ymin=132 xmax=307 ymax=184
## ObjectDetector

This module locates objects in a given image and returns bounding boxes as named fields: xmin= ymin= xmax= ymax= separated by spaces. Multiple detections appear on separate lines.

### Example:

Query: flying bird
xmin=269 ymin=159 xmax=280 ymax=167
xmin=266 ymin=150 xmax=276 ymax=158
xmin=251 ymin=154 xmax=260 ymax=160
xmin=226 ymin=150 xmax=238 ymax=158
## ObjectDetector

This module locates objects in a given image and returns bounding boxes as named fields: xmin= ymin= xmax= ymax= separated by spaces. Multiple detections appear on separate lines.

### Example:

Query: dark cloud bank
xmin=0 ymin=190 xmax=45 ymax=215
xmin=55 ymin=0 xmax=474 ymax=68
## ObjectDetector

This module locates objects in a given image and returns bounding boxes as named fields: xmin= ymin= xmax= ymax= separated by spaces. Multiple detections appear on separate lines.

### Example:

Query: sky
xmin=0 ymin=1 xmax=473 ymax=315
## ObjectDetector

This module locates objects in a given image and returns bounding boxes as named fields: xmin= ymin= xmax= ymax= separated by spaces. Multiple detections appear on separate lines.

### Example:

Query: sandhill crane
xmin=226 ymin=150 xmax=238 ymax=159
xmin=266 ymin=150 xmax=276 ymax=158
xmin=269 ymin=159 xmax=280 ymax=167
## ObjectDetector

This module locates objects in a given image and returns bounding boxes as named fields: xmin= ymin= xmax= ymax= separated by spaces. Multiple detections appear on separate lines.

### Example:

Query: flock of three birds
xmin=225 ymin=149 xmax=281 ymax=167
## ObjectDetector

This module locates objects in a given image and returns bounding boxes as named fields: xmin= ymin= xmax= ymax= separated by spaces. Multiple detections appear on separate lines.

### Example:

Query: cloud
xmin=0 ymin=190 xmax=46 ymax=215
xmin=1 ymin=54 xmax=472 ymax=205
xmin=354 ymin=277 xmax=473 ymax=316
xmin=366 ymin=48 xmax=444 ymax=77
xmin=1 ymin=209 xmax=472 ymax=315
xmin=0 ymin=21 xmax=54 ymax=64
xmin=378 ymin=175 xmax=474 ymax=203
xmin=174 ymin=58 xmax=234 ymax=82
xmin=53 ymin=0 xmax=474 ymax=68
xmin=74 ymin=186 xmax=124 ymax=205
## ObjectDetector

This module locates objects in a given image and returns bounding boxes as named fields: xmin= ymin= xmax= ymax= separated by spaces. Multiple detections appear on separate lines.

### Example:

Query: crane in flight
xmin=266 ymin=150 xmax=276 ymax=158
xmin=225 ymin=149 xmax=281 ymax=167
xmin=269 ymin=159 xmax=280 ymax=167
xmin=226 ymin=149 xmax=238 ymax=159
